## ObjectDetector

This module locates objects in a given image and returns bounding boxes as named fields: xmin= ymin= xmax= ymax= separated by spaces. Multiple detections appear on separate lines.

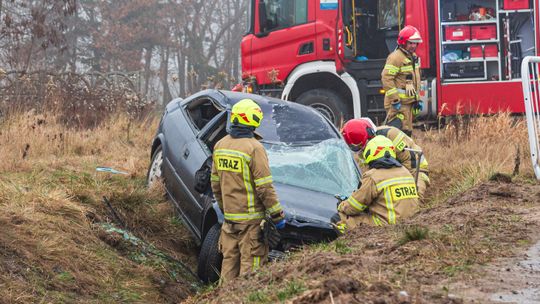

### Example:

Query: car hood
xmin=274 ymin=182 xmax=337 ymax=229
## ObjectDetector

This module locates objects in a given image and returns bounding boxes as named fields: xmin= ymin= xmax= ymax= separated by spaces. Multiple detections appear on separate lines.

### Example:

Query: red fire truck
xmin=240 ymin=0 xmax=537 ymax=124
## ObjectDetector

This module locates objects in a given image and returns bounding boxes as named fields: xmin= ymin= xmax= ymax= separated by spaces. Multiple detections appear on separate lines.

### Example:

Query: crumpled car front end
xmin=265 ymin=138 xmax=361 ymax=250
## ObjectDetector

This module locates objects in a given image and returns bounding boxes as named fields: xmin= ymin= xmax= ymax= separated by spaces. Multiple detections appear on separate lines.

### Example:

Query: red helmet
xmin=341 ymin=118 xmax=376 ymax=149
xmin=397 ymin=25 xmax=423 ymax=45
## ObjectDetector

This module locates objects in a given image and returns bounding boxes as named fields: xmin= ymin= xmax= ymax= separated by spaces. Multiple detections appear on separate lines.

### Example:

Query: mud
xmin=491 ymin=240 xmax=540 ymax=303
xmin=194 ymin=180 xmax=540 ymax=304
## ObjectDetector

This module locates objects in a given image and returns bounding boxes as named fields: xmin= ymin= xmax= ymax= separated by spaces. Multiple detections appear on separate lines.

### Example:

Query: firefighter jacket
xmin=211 ymin=135 xmax=284 ymax=225
xmin=339 ymin=165 xmax=419 ymax=225
xmin=376 ymin=126 xmax=429 ymax=175
xmin=381 ymin=47 xmax=421 ymax=107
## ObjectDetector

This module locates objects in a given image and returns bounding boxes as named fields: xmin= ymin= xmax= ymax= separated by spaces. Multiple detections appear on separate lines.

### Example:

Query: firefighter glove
xmin=405 ymin=82 xmax=417 ymax=97
xmin=392 ymin=101 xmax=402 ymax=110
xmin=412 ymin=101 xmax=424 ymax=116
xmin=333 ymin=222 xmax=347 ymax=235
xmin=260 ymin=218 xmax=281 ymax=248
xmin=417 ymin=101 xmax=424 ymax=111
xmin=275 ymin=219 xmax=286 ymax=230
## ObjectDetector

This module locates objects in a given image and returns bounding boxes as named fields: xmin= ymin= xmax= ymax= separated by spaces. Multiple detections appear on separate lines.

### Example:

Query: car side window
xmin=185 ymin=97 xmax=221 ymax=131
xmin=200 ymin=111 xmax=228 ymax=152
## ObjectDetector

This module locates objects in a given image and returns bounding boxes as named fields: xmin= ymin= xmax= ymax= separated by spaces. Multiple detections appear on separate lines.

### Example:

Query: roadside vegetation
xmin=1 ymin=97 xmax=537 ymax=303
xmin=191 ymin=112 xmax=539 ymax=303
xmin=0 ymin=103 xmax=200 ymax=303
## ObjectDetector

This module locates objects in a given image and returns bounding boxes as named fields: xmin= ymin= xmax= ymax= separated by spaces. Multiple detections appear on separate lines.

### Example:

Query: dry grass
xmin=0 ymin=109 xmax=198 ymax=303
xmin=417 ymin=112 xmax=532 ymax=205
xmin=193 ymin=112 xmax=540 ymax=304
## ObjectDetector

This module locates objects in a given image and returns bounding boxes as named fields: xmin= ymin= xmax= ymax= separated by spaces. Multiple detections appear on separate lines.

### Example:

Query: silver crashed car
xmin=146 ymin=90 xmax=360 ymax=283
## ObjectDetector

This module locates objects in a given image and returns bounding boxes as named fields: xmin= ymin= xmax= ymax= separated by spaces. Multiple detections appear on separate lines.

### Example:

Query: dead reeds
xmin=417 ymin=112 xmax=531 ymax=204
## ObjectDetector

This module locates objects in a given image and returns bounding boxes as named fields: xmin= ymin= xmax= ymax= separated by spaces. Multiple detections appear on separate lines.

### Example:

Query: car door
xmin=175 ymin=96 xmax=224 ymax=236
xmin=161 ymin=98 xmax=201 ymax=236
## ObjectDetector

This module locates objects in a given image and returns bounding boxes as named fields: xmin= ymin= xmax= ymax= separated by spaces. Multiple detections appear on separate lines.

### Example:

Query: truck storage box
xmin=503 ymin=0 xmax=530 ymax=10
xmin=443 ymin=62 xmax=484 ymax=79
xmin=471 ymin=25 xmax=497 ymax=40
xmin=445 ymin=25 xmax=470 ymax=41
xmin=469 ymin=45 xmax=498 ymax=58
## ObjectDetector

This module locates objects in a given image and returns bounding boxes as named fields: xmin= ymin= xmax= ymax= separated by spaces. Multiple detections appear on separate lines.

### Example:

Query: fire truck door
xmin=405 ymin=0 xmax=430 ymax=69
xmin=251 ymin=0 xmax=316 ymax=85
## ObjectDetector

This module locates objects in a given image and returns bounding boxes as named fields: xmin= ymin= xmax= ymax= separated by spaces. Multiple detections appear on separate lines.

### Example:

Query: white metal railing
xmin=521 ymin=56 xmax=540 ymax=180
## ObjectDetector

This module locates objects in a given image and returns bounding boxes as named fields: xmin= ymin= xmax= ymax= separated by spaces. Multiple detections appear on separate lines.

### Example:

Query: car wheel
xmin=296 ymin=88 xmax=351 ymax=126
xmin=197 ymin=223 xmax=223 ymax=283
xmin=147 ymin=145 xmax=164 ymax=187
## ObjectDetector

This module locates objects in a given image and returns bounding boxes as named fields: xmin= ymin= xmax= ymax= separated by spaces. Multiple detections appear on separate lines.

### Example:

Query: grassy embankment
xmin=0 ymin=109 xmax=199 ymax=303
xmin=193 ymin=113 xmax=540 ymax=304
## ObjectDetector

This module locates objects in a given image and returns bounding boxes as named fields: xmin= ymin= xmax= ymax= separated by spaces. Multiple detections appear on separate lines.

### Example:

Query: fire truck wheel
xmin=296 ymin=89 xmax=350 ymax=125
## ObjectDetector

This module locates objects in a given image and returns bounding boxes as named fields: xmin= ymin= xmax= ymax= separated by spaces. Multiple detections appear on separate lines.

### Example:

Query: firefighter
xmin=341 ymin=118 xmax=430 ymax=201
xmin=381 ymin=25 xmax=423 ymax=137
xmin=210 ymin=98 xmax=285 ymax=284
xmin=335 ymin=135 xmax=419 ymax=233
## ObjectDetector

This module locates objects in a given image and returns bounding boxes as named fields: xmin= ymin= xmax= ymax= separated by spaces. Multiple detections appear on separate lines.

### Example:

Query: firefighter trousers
xmin=219 ymin=221 xmax=268 ymax=284
xmin=338 ymin=211 xmax=383 ymax=229
xmin=385 ymin=103 xmax=414 ymax=135
xmin=417 ymin=172 xmax=430 ymax=202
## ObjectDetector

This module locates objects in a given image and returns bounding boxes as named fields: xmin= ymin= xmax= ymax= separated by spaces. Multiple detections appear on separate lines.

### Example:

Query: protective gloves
xmin=417 ymin=101 xmax=424 ymax=111
xmin=412 ymin=101 xmax=424 ymax=116
xmin=392 ymin=101 xmax=402 ymax=111
xmin=405 ymin=81 xmax=417 ymax=97
xmin=275 ymin=219 xmax=286 ymax=230
xmin=260 ymin=218 xmax=281 ymax=248
xmin=333 ymin=222 xmax=347 ymax=235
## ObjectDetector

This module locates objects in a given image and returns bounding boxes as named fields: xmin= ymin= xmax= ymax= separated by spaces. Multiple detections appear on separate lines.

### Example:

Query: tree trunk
xmin=177 ymin=51 xmax=186 ymax=97
xmin=160 ymin=46 xmax=172 ymax=105
xmin=143 ymin=46 xmax=153 ymax=97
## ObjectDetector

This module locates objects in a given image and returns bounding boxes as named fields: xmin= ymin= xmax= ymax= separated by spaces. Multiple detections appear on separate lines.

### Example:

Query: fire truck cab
xmin=241 ymin=0 xmax=538 ymax=125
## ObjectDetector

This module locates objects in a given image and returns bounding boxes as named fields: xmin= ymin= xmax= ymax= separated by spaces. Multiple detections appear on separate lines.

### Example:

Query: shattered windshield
xmin=264 ymin=138 xmax=360 ymax=196
xmin=257 ymin=100 xmax=337 ymax=144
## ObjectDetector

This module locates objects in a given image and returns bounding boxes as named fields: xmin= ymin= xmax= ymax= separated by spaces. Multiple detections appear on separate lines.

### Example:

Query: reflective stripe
xmin=214 ymin=149 xmax=252 ymax=163
xmin=398 ymin=93 xmax=409 ymax=99
xmin=243 ymin=159 xmax=255 ymax=213
xmin=400 ymin=65 xmax=414 ymax=72
xmin=254 ymin=176 xmax=273 ymax=186
xmin=210 ymin=174 xmax=220 ymax=182
xmin=420 ymin=155 xmax=429 ymax=170
xmin=372 ymin=214 xmax=385 ymax=226
xmin=420 ymin=172 xmax=430 ymax=183
xmin=396 ymin=88 xmax=417 ymax=100
xmin=347 ymin=196 xmax=368 ymax=212
xmin=253 ymin=256 xmax=260 ymax=271
xmin=385 ymin=64 xmax=399 ymax=75
xmin=384 ymin=188 xmax=396 ymax=224
xmin=392 ymin=132 xmax=406 ymax=151
xmin=385 ymin=88 xmax=398 ymax=96
xmin=376 ymin=177 xmax=416 ymax=191
xmin=404 ymin=58 xmax=411 ymax=64
xmin=266 ymin=202 xmax=283 ymax=215
xmin=224 ymin=211 xmax=265 ymax=221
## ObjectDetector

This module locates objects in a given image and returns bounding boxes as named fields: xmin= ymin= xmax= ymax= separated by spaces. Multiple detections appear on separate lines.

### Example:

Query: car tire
xmin=146 ymin=145 xmax=164 ymax=187
xmin=295 ymin=88 xmax=351 ymax=126
xmin=197 ymin=223 xmax=223 ymax=283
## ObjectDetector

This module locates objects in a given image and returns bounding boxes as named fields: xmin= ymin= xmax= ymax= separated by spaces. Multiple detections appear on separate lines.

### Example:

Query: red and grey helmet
xmin=341 ymin=118 xmax=376 ymax=149
xmin=397 ymin=25 xmax=423 ymax=45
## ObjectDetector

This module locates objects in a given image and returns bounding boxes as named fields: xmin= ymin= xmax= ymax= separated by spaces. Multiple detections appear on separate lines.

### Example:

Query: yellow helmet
xmin=362 ymin=135 xmax=396 ymax=164
xmin=230 ymin=99 xmax=263 ymax=128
